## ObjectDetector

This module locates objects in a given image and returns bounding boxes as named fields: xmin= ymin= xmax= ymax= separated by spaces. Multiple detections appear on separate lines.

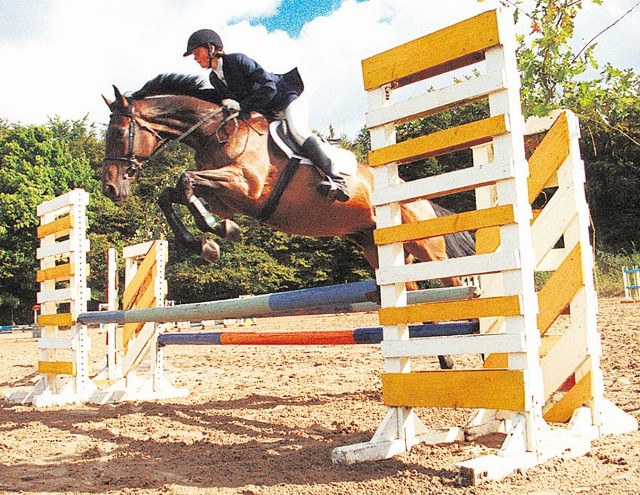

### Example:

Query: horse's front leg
xmin=158 ymin=187 xmax=221 ymax=263
xmin=176 ymin=173 xmax=244 ymax=244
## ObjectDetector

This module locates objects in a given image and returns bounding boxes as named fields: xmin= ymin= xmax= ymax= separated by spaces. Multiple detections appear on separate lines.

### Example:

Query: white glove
xmin=221 ymin=98 xmax=241 ymax=112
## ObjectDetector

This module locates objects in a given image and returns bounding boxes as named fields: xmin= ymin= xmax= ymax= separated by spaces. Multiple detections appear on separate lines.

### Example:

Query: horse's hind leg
xmin=158 ymin=187 xmax=221 ymax=263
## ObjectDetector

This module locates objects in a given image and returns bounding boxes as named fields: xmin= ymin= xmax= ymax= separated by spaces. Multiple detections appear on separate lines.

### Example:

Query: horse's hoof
xmin=225 ymin=220 xmax=243 ymax=243
xmin=212 ymin=219 xmax=243 ymax=243
xmin=438 ymin=355 xmax=454 ymax=369
xmin=200 ymin=239 xmax=220 ymax=263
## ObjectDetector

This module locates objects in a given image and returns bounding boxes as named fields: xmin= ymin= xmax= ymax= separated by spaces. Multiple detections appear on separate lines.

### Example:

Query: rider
xmin=183 ymin=29 xmax=350 ymax=202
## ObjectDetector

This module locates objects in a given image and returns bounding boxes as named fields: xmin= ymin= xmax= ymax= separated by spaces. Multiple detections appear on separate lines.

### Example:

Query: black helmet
xmin=183 ymin=29 xmax=223 ymax=56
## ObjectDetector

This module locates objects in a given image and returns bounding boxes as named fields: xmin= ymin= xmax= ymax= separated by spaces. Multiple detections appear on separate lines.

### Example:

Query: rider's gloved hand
xmin=221 ymin=99 xmax=241 ymax=113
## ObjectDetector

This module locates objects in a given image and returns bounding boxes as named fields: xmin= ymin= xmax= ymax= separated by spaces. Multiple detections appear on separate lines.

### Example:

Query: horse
xmin=102 ymin=74 xmax=477 ymax=369
xmin=102 ymin=74 xmax=474 ymax=284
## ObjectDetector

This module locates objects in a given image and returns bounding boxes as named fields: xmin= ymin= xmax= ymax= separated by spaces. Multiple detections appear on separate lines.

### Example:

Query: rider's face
xmin=190 ymin=45 xmax=218 ymax=70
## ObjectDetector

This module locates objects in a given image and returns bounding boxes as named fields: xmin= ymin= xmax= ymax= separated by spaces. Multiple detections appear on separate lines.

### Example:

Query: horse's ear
xmin=102 ymin=94 xmax=115 ymax=109
xmin=113 ymin=85 xmax=128 ymax=107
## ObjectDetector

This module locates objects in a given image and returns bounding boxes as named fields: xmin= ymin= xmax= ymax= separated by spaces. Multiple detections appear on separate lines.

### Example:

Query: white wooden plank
xmin=123 ymin=322 xmax=158 ymax=376
xmin=36 ymin=189 xmax=89 ymax=217
xmin=381 ymin=332 xmax=526 ymax=358
xmin=524 ymin=109 xmax=564 ymax=136
xmin=531 ymin=186 xmax=579 ymax=266
xmin=37 ymin=288 xmax=72 ymax=304
xmin=372 ymin=160 xmax=515 ymax=206
xmin=123 ymin=240 xmax=155 ymax=260
xmin=536 ymin=248 xmax=567 ymax=272
xmin=38 ymin=338 xmax=73 ymax=350
xmin=36 ymin=239 xmax=90 ymax=260
xmin=540 ymin=289 xmax=589 ymax=399
xmin=366 ymin=70 xmax=507 ymax=128
xmin=376 ymin=250 xmax=519 ymax=285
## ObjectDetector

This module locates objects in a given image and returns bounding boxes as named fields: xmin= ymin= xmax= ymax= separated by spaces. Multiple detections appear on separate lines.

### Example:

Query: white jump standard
xmin=330 ymin=7 xmax=636 ymax=485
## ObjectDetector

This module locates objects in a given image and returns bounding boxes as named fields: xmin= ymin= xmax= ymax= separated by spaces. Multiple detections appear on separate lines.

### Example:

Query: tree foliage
xmin=0 ymin=119 xmax=104 ymax=321
xmin=504 ymin=0 xmax=640 ymax=251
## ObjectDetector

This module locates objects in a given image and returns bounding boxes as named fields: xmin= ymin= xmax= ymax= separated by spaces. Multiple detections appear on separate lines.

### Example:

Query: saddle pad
xmin=269 ymin=121 xmax=357 ymax=176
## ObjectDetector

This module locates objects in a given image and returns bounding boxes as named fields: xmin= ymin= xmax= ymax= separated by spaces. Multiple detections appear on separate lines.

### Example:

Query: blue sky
xmin=0 ymin=0 xmax=638 ymax=137
xmin=256 ymin=0 xmax=365 ymax=36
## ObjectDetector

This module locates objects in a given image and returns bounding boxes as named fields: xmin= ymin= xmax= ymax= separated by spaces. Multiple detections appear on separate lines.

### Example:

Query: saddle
xmin=256 ymin=121 xmax=357 ymax=221
xmin=269 ymin=121 xmax=358 ymax=177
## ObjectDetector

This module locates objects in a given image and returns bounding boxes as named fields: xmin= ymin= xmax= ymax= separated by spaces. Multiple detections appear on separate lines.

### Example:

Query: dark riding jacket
xmin=208 ymin=53 xmax=304 ymax=116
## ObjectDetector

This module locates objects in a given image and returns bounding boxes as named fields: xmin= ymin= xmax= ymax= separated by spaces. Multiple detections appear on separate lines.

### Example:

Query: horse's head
xmin=102 ymin=86 xmax=163 ymax=202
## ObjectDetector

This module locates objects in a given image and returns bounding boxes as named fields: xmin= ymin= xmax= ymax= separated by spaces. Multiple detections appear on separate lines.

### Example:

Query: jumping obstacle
xmin=7 ymin=8 xmax=636 ymax=484
xmin=8 ymin=189 xmax=477 ymax=405
xmin=330 ymin=7 xmax=637 ymax=484
xmin=8 ymin=189 xmax=96 ymax=406
xmin=0 ymin=325 xmax=33 ymax=334
xmin=89 ymin=239 xmax=189 ymax=403
xmin=7 ymin=212 xmax=188 ymax=405
xmin=622 ymin=266 xmax=640 ymax=302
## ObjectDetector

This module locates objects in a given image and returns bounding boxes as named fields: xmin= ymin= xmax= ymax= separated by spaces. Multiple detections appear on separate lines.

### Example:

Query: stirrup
xmin=317 ymin=178 xmax=350 ymax=202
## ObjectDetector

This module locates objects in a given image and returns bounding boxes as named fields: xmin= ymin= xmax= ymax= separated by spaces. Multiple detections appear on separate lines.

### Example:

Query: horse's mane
xmin=130 ymin=73 xmax=210 ymax=101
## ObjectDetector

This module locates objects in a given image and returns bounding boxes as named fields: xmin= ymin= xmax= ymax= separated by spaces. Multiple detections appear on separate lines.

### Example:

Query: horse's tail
xmin=431 ymin=202 xmax=476 ymax=259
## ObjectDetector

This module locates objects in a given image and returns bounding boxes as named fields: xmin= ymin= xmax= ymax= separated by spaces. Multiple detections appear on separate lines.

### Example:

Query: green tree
xmin=0 ymin=121 xmax=103 ymax=322
xmin=505 ymin=0 xmax=640 ymax=251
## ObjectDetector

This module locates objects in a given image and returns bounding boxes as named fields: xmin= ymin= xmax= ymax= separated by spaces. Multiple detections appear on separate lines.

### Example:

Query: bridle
xmin=104 ymin=106 xmax=165 ymax=180
xmin=104 ymin=103 xmax=231 ymax=180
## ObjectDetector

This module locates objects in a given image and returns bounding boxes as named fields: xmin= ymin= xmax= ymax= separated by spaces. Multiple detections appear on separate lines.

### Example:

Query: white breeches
xmin=283 ymin=93 xmax=311 ymax=146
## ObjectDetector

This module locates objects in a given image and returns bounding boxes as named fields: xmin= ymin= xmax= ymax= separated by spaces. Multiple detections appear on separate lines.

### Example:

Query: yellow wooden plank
xmin=123 ymin=323 xmax=138 ymax=352
xmin=475 ymin=226 xmax=500 ymax=255
xmin=123 ymin=268 xmax=154 ymax=309
xmin=362 ymin=10 xmax=500 ymax=90
xmin=123 ymin=242 xmax=157 ymax=309
xmin=382 ymin=369 xmax=526 ymax=411
xmin=483 ymin=353 xmax=508 ymax=369
xmin=474 ymin=209 xmax=543 ymax=255
xmin=123 ymin=318 xmax=155 ymax=352
xmin=369 ymin=115 xmax=509 ymax=167
xmin=36 ymin=263 xmax=74 ymax=283
xmin=37 ymin=215 xmax=74 ymax=239
xmin=528 ymin=111 xmax=570 ymax=204
xmin=374 ymin=205 xmax=514 ymax=246
xmin=136 ymin=276 xmax=158 ymax=310
xmin=537 ymin=243 xmax=583 ymax=336
xmin=379 ymin=295 xmax=521 ymax=325
xmin=543 ymin=371 xmax=592 ymax=423
xmin=38 ymin=313 xmax=74 ymax=327
xmin=123 ymin=279 xmax=158 ymax=351
xmin=38 ymin=360 xmax=76 ymax=375
xmin=539 ymin=334 xmax=562 ymax=357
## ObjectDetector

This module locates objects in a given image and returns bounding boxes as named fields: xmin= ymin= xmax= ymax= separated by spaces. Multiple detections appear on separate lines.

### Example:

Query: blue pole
xmin=79 ymin=280 xmax=379 ymax=325
xmin=78 ymin=281 xmax=475 ymax=326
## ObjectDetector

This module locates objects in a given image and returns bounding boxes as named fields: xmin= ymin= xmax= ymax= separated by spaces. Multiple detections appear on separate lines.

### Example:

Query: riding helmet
xmin=183 ymin=29 xmax=223 ymax=56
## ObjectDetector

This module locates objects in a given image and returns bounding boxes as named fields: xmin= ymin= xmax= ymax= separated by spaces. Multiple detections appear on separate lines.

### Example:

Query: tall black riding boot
xmin=301 ymin=135 xmax=350 ymax=202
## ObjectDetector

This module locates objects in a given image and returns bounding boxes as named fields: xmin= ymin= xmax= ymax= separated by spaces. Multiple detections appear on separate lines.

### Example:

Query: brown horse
xmin=102 ymin=74 xmax=474 ymax=287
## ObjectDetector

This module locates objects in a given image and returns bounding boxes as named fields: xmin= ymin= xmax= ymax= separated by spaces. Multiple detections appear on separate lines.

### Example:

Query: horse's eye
xmin=124 ymin=167 xmax=138 ymax=180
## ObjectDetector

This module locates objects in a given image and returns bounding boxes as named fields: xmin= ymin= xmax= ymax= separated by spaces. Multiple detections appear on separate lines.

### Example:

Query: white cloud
xmin=0 ymin=0 xmax=638 ymax=137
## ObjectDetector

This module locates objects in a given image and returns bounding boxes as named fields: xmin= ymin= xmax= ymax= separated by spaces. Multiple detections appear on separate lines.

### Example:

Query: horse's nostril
xmin=103 ymin=183 xmax=118 ymax=199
